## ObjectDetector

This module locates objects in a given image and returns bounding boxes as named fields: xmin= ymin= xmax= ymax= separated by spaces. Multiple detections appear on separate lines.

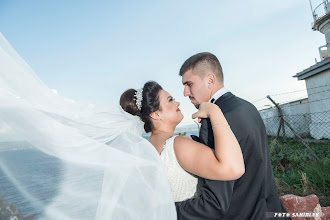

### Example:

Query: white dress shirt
xmin=209 ymin=87 xmax=229 ymax=103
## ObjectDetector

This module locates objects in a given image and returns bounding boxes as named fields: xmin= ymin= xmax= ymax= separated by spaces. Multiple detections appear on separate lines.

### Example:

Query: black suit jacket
xmin=175 ymin=92 xmax=288 ymax=220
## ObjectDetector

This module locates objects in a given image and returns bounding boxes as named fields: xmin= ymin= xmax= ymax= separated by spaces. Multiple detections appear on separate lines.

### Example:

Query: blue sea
xmin=0 ymin=130 xmax=199 ymax=218
xmin=0 ymin=149 xmax=66 ymax=218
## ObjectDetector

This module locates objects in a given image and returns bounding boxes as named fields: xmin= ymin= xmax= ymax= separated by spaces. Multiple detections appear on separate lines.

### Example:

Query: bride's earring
xmin=157 ymin=113 xmax=162 ymax=120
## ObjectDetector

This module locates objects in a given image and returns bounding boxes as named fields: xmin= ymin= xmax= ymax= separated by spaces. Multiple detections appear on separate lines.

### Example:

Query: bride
xmin=0 ymin=32 xmax=243 ymax=220
xmin=120 ymin=81 xmax=244 ymax=202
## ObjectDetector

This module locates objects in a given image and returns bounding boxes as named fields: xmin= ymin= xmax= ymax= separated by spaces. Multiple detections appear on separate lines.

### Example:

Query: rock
xmin=321 ymin=206 xmax=330 ymax=220
xmin=0 ymin=196 xmax=24 ymax=220
xmin=280 ymin=194 xmax=323 ymax=220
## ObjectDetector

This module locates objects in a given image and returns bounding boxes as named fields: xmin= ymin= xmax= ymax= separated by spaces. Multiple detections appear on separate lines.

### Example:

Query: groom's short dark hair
xmin=179 ymin=52 xmax=223 ymax=83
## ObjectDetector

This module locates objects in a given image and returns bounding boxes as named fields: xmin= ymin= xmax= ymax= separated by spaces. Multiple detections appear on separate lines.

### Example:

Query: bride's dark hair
xmin=120 ymin=81 xmax=162 ymax=133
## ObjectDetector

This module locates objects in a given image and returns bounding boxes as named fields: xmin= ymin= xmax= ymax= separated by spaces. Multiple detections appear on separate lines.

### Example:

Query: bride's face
xmin=158 ymin=90 xmax=183 ymax=125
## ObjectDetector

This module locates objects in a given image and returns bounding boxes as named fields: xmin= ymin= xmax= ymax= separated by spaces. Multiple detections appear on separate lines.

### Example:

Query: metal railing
xmin=313 ymin=0 xmax=330 ymax=21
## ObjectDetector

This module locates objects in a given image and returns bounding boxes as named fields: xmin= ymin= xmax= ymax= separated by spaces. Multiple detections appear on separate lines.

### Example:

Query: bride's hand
xmin=192 ymin=102 xmax=219 ymax=122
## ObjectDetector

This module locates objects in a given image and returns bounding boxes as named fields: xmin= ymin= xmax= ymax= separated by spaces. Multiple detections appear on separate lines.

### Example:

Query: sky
xmin=0 ymin=0 xmax=326 ymax=126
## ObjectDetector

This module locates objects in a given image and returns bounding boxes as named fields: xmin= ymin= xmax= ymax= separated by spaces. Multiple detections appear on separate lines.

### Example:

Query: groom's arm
xmin=175 ymin=180 xmax=235 ymax=220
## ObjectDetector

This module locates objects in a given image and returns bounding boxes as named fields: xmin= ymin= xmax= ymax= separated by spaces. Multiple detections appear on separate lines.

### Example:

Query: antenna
xmin=309 ymin=0 xmax=314 ymax=18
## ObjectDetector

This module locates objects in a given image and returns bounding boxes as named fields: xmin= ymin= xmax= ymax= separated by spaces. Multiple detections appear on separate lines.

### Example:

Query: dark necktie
xmin=210 ymin=98 xmax=215 ymax=103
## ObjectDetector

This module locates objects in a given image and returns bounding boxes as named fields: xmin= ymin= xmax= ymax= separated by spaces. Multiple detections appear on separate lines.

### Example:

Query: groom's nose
xmin=183 ymin=86 xmax=191 ymax=97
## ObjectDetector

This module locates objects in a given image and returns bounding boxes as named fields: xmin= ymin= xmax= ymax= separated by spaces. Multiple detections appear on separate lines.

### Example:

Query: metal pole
xmin=267 ymin=95 xmax=288 ymax=154
xmin=266 ymin=95 xmax=320 ymax=161
xmin=276 ymin=122 xmax=282 ymax=139
xmin=325 ymin=0 xmax=329 ymax=13
xmin=283 ymin=119 xmax=320 ymax=161
xmin=281 ymin=118 xmax=287 ymax=155
xmin=309 ymin=0 xmax=314 ymax=17
xmin=309 ymin=0 xmax=316 ymax=22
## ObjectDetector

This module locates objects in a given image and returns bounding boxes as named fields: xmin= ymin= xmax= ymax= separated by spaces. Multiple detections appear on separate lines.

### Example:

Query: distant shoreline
xmin=0 ymin=129 xmax=199 ymax=152
xmin=0 ymin=141 xmax=33 ymax=152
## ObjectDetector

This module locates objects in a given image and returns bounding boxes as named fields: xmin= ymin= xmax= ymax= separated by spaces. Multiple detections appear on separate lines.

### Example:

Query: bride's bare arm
xmin=173 ymin=103 xmax=244 ymax=181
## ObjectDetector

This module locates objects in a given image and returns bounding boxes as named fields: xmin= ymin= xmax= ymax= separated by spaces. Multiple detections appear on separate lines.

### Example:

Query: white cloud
xmin=51 ymin=89 xmax=58 ymax=95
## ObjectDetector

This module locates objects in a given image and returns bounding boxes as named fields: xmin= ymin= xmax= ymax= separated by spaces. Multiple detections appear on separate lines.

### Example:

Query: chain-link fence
xmin=260 ymin=107 xmax=330 ymax=163
xmin=262 ymin=110 xmax=330 ymax=206
xmin=262 ymin=110 xmax=330 ymax=140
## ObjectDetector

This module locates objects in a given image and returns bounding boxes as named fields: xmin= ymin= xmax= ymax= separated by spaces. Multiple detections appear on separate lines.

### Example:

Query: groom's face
xmin=182 ymin=69 xmax=211 ymax=109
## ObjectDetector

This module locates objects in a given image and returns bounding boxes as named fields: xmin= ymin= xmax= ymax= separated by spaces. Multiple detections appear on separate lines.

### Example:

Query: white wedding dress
xmin=0 ymin=33 xmax=176 ymax=220
xmin=160 ymin=136 xmax=201 ymax=202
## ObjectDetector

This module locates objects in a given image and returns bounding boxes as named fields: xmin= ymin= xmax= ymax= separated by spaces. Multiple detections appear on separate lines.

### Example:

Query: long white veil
xmin=0 ymin=33 xmax=176 ymax=219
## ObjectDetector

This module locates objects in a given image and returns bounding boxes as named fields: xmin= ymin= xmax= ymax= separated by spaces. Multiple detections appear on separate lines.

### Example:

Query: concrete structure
xmin=259 ymin=98 xmax=311 ymax=138
xmin=294 ymin=59 xmax=330 ymax=139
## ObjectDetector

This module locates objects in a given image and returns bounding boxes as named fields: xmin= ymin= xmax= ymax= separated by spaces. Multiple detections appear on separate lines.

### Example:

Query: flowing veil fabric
xmin=0 ymin=33 xmax=176 ymax=219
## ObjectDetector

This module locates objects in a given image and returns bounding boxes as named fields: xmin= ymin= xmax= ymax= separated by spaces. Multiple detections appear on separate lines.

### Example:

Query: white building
xmin=259 ymin=1 xmax=330 ymax=140
xmin=293 ymin=0 xmax=330 ymax=139
xmin=293 ymin=59 xmax=330 ymax=139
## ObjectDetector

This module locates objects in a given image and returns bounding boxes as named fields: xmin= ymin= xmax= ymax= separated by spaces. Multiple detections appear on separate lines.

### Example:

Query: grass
xmin=268 ymin=136 xmax=330 ymax=206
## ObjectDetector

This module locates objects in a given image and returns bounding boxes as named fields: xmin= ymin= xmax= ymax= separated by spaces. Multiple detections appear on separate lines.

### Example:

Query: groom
xmin=175 ymin=52 xmax=288 ymax=219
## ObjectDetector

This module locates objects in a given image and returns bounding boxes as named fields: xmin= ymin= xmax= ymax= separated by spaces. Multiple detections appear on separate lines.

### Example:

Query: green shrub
xmin=268 ymin=136 xmax=330 ymax=206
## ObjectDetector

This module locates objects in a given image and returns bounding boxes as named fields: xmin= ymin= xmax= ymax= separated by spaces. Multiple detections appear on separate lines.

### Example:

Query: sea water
xmin=0 ymin=130 xmax=199 ymax=218
xmin=0 ymin=149 xmax=65 ymax=218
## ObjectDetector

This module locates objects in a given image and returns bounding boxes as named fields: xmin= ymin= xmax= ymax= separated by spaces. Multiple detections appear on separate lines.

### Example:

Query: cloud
xmin=51 ymin=89 xmax=58 ymax=95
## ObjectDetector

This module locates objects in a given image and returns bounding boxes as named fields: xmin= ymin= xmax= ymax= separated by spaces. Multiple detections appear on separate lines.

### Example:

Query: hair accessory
xmin=134 ymin=88 xmax=143 ymax=111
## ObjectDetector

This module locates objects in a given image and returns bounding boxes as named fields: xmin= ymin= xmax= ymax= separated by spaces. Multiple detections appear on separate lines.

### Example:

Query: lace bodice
xmin=160 ymin=136 xmax=201 ymax=202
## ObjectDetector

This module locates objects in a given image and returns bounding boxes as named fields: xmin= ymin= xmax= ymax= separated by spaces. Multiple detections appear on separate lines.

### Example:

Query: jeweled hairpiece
xmin=134 ymin=88 xmax=143 ymax=111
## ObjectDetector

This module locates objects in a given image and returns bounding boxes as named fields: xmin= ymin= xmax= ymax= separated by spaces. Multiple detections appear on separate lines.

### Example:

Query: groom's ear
xmin=207 ymin=73 xmax=216 ymax=89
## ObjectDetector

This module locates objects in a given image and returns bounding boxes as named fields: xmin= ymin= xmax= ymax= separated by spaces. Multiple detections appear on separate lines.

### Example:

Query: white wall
xmin=259 ymin=98 xmax=310 ymax=138
xmin=305 ymin=69 xmax=330 ymax=139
